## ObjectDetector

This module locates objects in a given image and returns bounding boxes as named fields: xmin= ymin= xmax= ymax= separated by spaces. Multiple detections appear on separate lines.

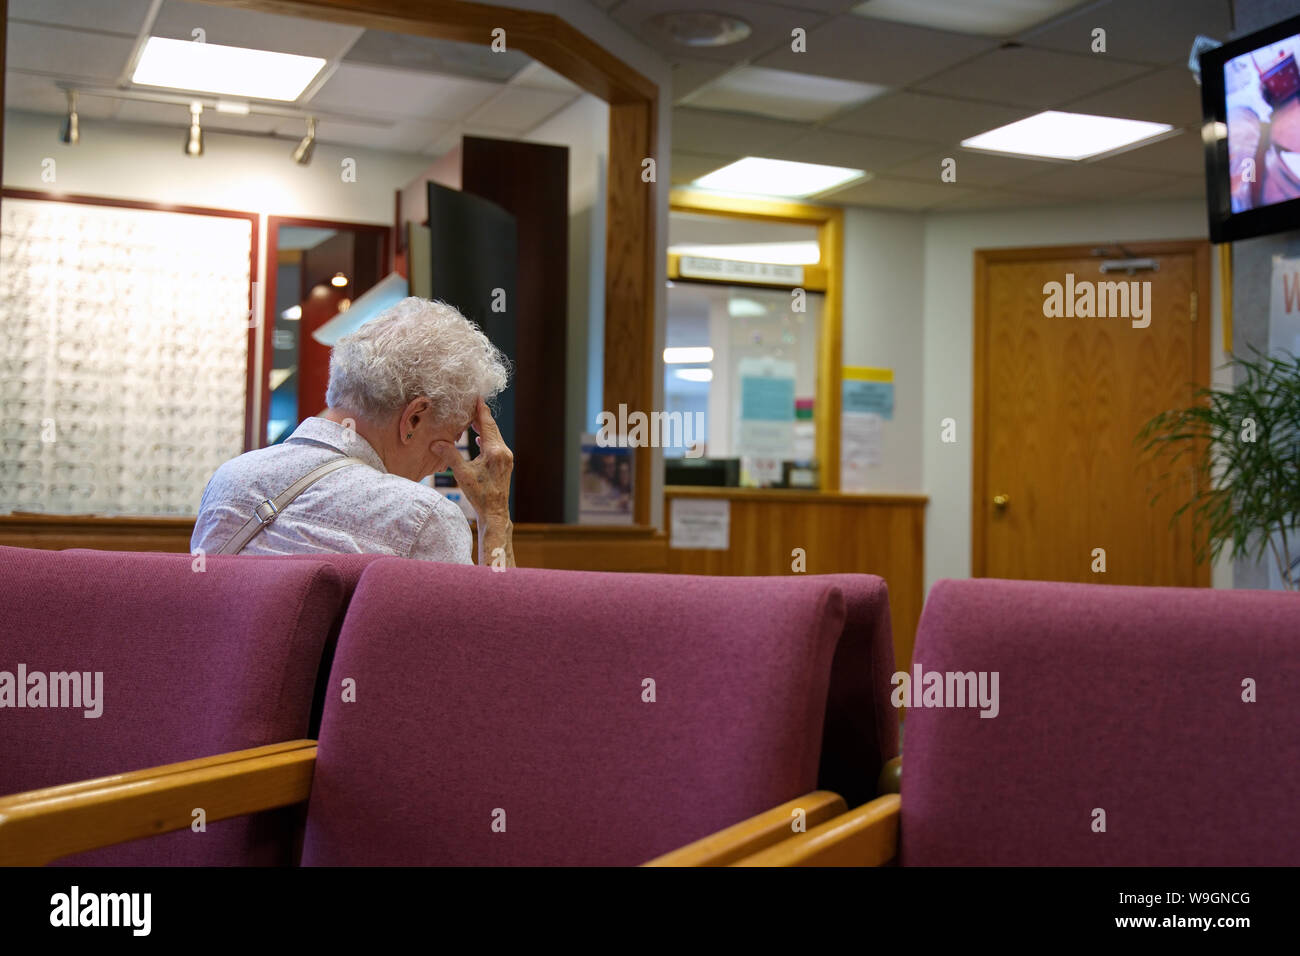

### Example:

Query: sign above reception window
xmin=678 ymin=256 xmax=805 ymax=285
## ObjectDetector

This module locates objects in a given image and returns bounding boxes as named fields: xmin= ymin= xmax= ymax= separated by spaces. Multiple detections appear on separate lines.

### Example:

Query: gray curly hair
xmin=325 ymin=297 xmax=509 ymax=426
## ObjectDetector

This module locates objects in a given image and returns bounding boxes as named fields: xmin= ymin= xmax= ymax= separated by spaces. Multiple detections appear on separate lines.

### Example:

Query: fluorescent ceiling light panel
xmin=728 ymin=297 xmax=768 ymax=317
xmin=851 ymin=0 xmax=1085 ymax=37
xmin=674 ymin=368 xmax=714 ymax=382
xmin=684 ymin=66 xmax=887 ymax=122
xmin=132 ymin=37 xmax=325 ymax=101
xmin=664 ymin=347 xmax=715 ymax=364
xmin=692 ymin=157 xmax=866 ymax=199
xmin=670 ymin=241 xmax=821 ymax=266
xmin=961 ymin=111 xmax=1174 ymax=161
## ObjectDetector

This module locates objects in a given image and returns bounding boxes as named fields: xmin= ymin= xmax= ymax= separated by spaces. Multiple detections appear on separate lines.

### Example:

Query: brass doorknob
xmin=992 ymin=494 xmax=1009 ymax=509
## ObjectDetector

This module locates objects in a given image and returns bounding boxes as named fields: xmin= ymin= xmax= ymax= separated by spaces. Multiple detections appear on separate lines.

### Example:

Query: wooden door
xmin=973 ymin=241 xmax=1212 ymax=586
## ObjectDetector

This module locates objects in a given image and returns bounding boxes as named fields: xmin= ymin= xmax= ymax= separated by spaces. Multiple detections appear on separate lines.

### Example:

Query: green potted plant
xmin=1138 ymin=349 xmax=1300 ymax=590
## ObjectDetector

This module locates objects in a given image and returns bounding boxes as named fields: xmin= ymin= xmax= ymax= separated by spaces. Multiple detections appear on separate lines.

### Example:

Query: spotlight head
xmin=292 ymin=116 xmax=317 ymax=166
xmin=184 ymin=101 xmax=204 ymax=157
xmin=59 ymin=90 xmax=79 ymax=145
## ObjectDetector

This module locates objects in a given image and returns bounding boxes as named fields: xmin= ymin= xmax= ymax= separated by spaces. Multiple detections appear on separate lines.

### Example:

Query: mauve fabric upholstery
xmin=901 ymin=578 xmax=1300 ymax=866
xmin=66 ymin=550 xmax=384 ymax=741
xmin=816 ymin=574 xmax=898 ymax=807
xmin=0 ymin=546 xmax=349 ymax=865
xmin=302 ymin=559 xmax=855 ymax=866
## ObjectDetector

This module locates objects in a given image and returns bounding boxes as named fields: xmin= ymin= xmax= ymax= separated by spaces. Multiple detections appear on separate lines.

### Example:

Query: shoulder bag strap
xmin=214 ymin=456 xmax=367 ymax=556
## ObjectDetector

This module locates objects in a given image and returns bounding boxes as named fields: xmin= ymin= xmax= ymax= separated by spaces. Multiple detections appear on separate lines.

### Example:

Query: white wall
xmin=842 ymin=208 xmax=926 ymax=491
xmin=3 ymin=110 xmax=429 ymax=221
xmin=919 ymin=198 xmax=1231 ymax=594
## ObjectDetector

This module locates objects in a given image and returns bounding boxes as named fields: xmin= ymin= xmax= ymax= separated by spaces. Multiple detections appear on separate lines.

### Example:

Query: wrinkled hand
xmin=434 ymin=397 xmax=513 ymax=520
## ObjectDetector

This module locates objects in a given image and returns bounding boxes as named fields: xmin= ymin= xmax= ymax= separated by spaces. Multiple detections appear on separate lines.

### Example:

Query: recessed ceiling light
xmin=692 ymin=157 xmax=867 ymax=199
xmin=664 ymin=347 xmax=715 ymax=364
xmin=674 ymin=368 xmax=714 ymax=382
xmin=670 ymin=241 xmax=821 ymax=266
xmin=851 ymin=0 xmax=1084 ymax=37
xmin=961 ymin=111 xmax=1175 ymax=161
xmin=331 ymin=272 xmax=349 ymax=287
xmin=132 ymin=36 xmax=325 ymax=102
xmin=281 ymin=305 xmax=302 ymax=320
xmin=683 ymin=66 xmax=888 ymax=123
xmin=648 ymin=11 xmax=752 ymax=47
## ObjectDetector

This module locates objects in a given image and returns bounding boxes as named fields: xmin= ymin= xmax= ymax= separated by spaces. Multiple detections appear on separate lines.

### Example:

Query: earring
xmin=406 ymin=432 xmax=412 ymax=439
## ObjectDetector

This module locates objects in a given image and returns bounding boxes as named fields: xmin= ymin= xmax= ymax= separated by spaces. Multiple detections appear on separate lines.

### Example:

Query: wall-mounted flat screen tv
xmin=1201 ymin=12 xmax=1300 ymax=242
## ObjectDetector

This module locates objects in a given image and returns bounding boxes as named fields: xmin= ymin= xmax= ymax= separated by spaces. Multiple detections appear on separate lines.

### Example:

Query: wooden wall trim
xmin=667 ymin=189 xmax=844 ymax=491
xmin=0 ymin=515 xmax=669 ymax=572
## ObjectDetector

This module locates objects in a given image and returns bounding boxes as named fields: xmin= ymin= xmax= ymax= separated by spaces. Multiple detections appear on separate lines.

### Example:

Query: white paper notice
xmin=840 ymin=412 xmax=882 ymax=492
xmin=670 ymin=498 xmax=731 ymax=550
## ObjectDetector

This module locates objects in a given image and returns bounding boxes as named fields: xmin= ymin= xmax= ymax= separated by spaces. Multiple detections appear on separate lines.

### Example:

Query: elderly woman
xmin=191 ymin=297 xmax=514 ymax=566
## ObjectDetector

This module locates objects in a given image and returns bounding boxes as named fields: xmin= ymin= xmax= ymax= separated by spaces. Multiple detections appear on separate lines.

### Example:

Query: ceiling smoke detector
xmin=648 ymin=11 xmax=752 ymax=48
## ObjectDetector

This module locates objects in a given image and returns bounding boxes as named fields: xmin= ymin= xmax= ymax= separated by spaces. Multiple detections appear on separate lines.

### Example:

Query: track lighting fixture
xmin=292 ymin=116 xmax=317 ymax=166
xmin=184 ymin=101 xmax=204 ymax=157
xmin=59 ymin=90 xmax=79 ymax=145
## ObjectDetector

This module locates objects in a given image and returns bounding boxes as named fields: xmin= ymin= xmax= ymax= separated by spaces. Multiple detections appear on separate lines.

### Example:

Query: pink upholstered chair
xmin=0 ymin=546 xmax=352 ymax=864
xmin=732 ymin=577 xmax=1300 ymax=866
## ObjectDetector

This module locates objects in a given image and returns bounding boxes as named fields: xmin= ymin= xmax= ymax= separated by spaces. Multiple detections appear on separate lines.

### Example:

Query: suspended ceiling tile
xmin=152 ymin=0 xmax=364 ymax=59
xmin=828 ymin=90 xmax=1030 ymax=144
xmin=681 ymin=66 xmax=888 ymax=123
xmin=824 ymin=175 xmax=978 ymax=209
xmin=672 ymin=107 xmax=808 ymax=156
xmin=1024 ymin=0 xmax=1233 ymax=66
xmin=849 ymin=0 xmax=1091 ymax=37
xmin=613 ymin=0 xmax=835 ymax=65
xmin=756 ymin=14 xmax=996 ymax=86
xmin=670 ymin=150 xmax=743 ymax=185
xmin=1063 ymin=67 xmax=1205 ymax=127
xmin=1126 ymin=176 xmax=1207 ymax=201
xmin=6 ymin=23 xmax=137 ymax=83
xmin=509 ymin=61 xmax=582 ymax=95
xmin=764 ymin=128 xmax=933 ymax=173
xmin=343 ymin=30 xmax=531 ymax=82
xmin=308 ymin=63 xmax=502 ymax=121
xmin=1095 ymin=127 xmax=1204 ymax=176
xmin=915 ymin=45 xmax=1150 ymax=108
xmin=1014 ymin=162 xmax=1174 ymax=197
xmin=464 ymin=87 xmax=577 ymax=132
xmin=9 ymin=0 xmax=152 ymax=35
xmin=883 ymin=147 xmax=1059 ymax=187
xmin=671 ymin=59 xmax=740 ymax=103
xmin=928 ymin=187 xmax=1074 ymax=211
xmin=4 ymin=72 xmax=118 ymax=119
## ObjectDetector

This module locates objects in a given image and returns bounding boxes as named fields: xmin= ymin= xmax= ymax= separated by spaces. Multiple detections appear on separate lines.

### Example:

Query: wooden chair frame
xmin=0 ymin=744 xmax=884 ymax=867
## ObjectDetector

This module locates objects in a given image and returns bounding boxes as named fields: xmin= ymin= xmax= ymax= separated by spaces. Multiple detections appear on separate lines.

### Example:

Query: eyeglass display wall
xmin=0 ymin=196 xmax=253 ymax=517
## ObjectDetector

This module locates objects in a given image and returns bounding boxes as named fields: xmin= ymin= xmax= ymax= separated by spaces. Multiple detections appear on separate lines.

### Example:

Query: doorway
xmin=972 ymin=241 xmax=1212 ymax=586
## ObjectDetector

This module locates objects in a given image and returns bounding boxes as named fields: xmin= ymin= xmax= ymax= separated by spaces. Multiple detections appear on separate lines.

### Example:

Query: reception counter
xmin=0 ymin=515 xmax=668 ymax=574
xmin=665 ymin=487 xmax=928 ymax=674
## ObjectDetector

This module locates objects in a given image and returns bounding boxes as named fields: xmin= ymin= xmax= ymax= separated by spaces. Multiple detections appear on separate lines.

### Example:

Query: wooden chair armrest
xmin=0 ymin=741 xmax=317 ymax=866
xmin=877 ymin=755 xmax=901 ymax=795
xmin=730 ymin=793 xmax=900 ymax=867
xmin=642 ymin=790 xmax=847 ymax=867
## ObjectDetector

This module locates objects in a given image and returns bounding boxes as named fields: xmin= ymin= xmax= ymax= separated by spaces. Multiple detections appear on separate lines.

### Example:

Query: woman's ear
xmin=400 ymin=397 xmax=432 ymax=442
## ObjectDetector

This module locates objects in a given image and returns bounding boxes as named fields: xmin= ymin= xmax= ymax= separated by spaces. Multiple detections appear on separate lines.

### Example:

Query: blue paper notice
xmin=842 ymin=379 xmax=894 ymax=419
xmin=741 ymin=376 xmax=796 ymax=422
